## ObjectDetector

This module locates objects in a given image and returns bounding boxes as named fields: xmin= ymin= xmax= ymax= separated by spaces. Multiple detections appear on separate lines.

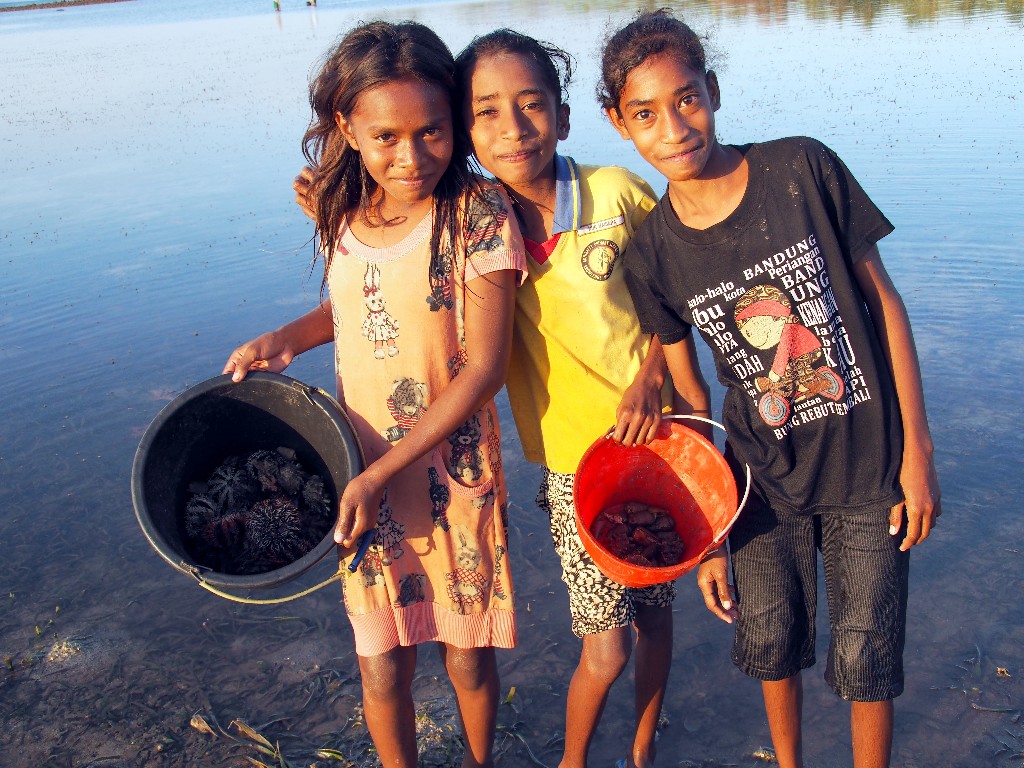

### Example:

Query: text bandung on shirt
xmin=685 ymin=232 xmax=875 ymax=441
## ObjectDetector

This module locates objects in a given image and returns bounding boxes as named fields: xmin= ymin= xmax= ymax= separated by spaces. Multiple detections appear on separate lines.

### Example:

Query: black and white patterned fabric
xmin=537 ymin=467 xmax=676 ymax=638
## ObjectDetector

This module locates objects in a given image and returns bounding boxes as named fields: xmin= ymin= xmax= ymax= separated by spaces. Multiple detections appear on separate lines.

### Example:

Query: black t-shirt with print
xmin=624 ymin=137 xmax=903 ymax=515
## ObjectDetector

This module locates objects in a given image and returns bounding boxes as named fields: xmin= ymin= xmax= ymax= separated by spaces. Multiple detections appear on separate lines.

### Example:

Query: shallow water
xmin=1 ymin=1 xmax=1022 ymax=766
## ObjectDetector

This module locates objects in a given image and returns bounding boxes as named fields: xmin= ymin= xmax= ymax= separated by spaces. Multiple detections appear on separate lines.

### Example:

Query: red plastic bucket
xmin=573 ymin=416 xmax=748 ymax=587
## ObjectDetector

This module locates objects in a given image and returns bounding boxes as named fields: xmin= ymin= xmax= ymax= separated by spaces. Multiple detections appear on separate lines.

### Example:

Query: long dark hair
xmin=302 ymin=21 xmax=478 ymax=291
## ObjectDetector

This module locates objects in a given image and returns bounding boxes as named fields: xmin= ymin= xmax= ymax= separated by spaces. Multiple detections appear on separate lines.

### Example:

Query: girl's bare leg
xmin=851 ymin=699 xmax=893 ymax=768
xmin=560 ymin=625 xmax=632 ymax=768
xmin=629 ymin=603 xmax=673 ymax=767
xmin=439 ymin=644 xmax=500 ymax=768
xmin=762 ymin=674 xmax=803 ymax=768
xmin=358 ymin=645 xmax=418 ymax=767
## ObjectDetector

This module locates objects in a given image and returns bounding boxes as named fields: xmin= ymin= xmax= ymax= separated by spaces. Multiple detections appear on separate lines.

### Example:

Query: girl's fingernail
xmin=722 ymin=600 xmax=731 ymax=610
xmin=889 ymin=524 xmax=898 ymax=535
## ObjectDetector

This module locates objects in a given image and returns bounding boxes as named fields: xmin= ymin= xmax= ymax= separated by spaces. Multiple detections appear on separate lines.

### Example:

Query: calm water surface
xmin=1 ymin=1 xmax=1022 ymax=766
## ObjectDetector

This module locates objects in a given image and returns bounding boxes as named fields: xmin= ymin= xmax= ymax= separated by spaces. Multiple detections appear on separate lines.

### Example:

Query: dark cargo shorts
xmin=728 ymin=492 xmax=909 ymax=702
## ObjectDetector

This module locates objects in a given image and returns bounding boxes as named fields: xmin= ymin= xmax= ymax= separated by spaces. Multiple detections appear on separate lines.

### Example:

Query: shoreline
xmin=1 ymin=0 xmax=134 ymax=12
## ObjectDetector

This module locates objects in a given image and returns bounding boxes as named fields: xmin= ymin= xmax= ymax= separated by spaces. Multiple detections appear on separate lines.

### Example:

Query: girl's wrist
xmin=700 ymin=544 xmax=727 ymax=561
xmin=631 ymin=364 xmax=664 ymax=392
xmin=902 ymin=424 xmax=935 ymax=459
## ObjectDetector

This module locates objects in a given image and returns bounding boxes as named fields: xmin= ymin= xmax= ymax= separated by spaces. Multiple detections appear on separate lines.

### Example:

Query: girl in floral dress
xmin=223 ymin=20 xmax=524 ymax=768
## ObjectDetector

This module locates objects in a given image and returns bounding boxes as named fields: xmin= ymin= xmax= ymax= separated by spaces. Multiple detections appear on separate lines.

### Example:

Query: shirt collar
xmin=551 ymin=153 xmax=582 ymax=235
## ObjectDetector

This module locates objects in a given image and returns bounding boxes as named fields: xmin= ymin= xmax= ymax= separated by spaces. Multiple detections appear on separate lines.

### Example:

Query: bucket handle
xmin=186 ymin=563 xmax=346 ymax=605
xmin=182 ymin=529 xmax=376 ymax=605
xmin=660 ymin=414 xmax=751 ymax=558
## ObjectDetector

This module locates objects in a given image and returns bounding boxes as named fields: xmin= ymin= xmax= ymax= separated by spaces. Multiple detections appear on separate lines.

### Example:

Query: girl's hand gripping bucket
xmin=573 ymin=415 xmax=750 ymax=587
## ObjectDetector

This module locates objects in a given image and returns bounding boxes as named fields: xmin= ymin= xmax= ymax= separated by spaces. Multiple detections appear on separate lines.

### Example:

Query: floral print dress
xmin=328 ymin=187 xmax=524 ymax=657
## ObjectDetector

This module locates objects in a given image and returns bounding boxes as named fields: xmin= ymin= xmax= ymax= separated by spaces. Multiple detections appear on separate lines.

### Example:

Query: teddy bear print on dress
xmin=372 ymin=488 xmax=405 ymax=566
xmin=464 ymin=189 xmax=509 ymax=259
xmin=394 ymin=573 xmax=427 ymax=608
xmin=447 ymin=414 xmax=485 ymax=484
xmin=381 ymin=377 xmax=428 ymax=443
xmin=426 ymin=248 xmax=453 ymax=312
xmin=484 ymin=409 xmax=502 ymax=478
xmin=427 ymin=466 xmax=451 ymax=531
xmin=491 ymin=543 xmax=508 ymax=601
xmin=472 ymin=488 xmax=495 ymax=513
xmin=446 ymin=528 xmax=489 ymax=614
xmin=361 ymin=263 xmax=399 ymax=359
xmin=354 ymin=547 xmax=384 ymax=589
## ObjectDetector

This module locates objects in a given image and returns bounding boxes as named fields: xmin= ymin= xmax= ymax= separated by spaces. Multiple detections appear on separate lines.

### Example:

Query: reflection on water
xmin=657 ymin=0 xmax=1024 ymax=23
xmin=1 ymin=1 xmax=1022 ymax=766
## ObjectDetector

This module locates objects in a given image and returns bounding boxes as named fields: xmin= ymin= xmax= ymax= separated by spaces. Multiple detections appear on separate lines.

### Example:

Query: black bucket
xmin=131 ymin=372 xmax=363 ymax=591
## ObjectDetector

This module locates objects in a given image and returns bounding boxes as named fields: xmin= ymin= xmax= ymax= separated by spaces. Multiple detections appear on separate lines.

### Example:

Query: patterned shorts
xmin=537 ymin=467 xmax=676 ymax=638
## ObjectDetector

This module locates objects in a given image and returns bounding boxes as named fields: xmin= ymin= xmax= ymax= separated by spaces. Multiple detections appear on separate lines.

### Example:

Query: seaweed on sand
xmin=188 ymin=682 xmax=561 ymax=767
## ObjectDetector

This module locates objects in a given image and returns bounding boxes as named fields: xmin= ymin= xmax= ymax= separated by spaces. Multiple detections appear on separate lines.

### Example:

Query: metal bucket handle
xmin=660 ymin=413 xmax=751 ymax=557
xmin=185 ymin=529 xmax=376 ymax=605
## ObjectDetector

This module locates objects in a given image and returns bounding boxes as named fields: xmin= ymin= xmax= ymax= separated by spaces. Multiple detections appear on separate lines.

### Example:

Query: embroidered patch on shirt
xmin=580 ymin=239 xmax=620 ymax=281
xmin=577 ymin=214 xmax=626 ymax=236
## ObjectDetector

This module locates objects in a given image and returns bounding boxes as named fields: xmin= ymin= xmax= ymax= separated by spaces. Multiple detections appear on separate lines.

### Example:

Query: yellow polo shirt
xmin=506 ymin=156 xmax=664 ymax=474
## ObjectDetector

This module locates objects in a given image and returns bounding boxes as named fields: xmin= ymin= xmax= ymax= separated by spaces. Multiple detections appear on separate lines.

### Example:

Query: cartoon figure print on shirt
xmin=381 ymin=377 xmax=428 ymax=443
xmin=734 ymin=285 xmax=845 ymax=427
xmin=361 ymin=263 xmax=399 ymax=359
xmin=465 ymin=189 xmax=508 ymax=258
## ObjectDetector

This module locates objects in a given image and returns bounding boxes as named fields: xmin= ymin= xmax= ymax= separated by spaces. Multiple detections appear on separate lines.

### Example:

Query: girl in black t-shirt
xmin=598 ymin=9 xmax=941 ymax=768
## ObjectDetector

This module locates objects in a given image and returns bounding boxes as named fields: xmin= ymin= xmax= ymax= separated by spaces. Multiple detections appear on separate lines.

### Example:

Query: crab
xmin=591 ymin=502 xmax=687 ymax=567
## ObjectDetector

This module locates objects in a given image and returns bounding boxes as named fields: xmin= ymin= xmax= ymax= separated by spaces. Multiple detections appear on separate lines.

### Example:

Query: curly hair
xmin=598 ymin=8 xmax=709 ymax=112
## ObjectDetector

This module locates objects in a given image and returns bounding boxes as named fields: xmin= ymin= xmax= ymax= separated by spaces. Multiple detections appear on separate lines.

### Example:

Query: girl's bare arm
xmin=853 ymin=245 xmax=941 ymax=551
xmin=664 ymin=335 xmax=739 ymax=623
xmin=613 ymin=334 xmax=668 ymax=445
xmin=222 ymin=299 xmax=335 ymax=381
